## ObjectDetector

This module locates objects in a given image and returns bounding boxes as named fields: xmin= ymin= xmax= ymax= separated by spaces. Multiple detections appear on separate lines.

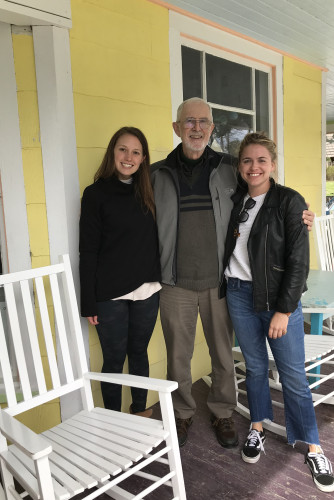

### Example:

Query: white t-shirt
xmin=225 ymin=193 xmax=266 ymax=282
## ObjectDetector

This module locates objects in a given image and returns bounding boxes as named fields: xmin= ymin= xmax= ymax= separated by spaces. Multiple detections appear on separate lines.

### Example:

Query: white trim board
xmin=0 ymin=21 xmax=31 ymax=274
xmin=0 ymin=0 xmax=71 ymax=28
xmin=33 ymin=25 xmax=80 ymax=269
xmin=322 ymin=72 xmax=327 ymax=215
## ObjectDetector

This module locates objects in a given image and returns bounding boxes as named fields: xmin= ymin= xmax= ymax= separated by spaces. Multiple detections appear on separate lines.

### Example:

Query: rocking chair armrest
xmin=0 ymin=411 xmax=52 ymax=460
xmin=85 ymin=372 xmax=178 ymax=393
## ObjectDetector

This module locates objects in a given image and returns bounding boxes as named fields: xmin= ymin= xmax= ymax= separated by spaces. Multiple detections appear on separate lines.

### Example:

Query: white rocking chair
xmin=314 ymin=214 xmax=334 ymax=334
xmin=0 ymin=255 xmax=186 ymax=500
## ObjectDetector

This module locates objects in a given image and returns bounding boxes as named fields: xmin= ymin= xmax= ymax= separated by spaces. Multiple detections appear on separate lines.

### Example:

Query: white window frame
xmin=169 ymin=11 xmax=285 ymax=183
xmin=181 ymin=39 xmax=272 ymax=149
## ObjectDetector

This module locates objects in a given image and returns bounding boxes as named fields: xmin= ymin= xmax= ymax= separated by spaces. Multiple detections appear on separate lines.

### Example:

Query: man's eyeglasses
xmin=237 ymin=197 xmax=256 ymax=224
xmin=179 ymin=118 xmax=213 ymax=130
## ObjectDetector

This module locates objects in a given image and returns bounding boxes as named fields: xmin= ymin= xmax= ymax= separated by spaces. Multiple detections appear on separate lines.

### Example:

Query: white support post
xmin=33 ymin=25 xmax=89 ymax=419
xmin=322 ymin=71 xmax=327 ymax=215
xmin=32 ymin=25 xmax=79 ymax=272
xmin=0 ymin=22 xmax=31 ymax=274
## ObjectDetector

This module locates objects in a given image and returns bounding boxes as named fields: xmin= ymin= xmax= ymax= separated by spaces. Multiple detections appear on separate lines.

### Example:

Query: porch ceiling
xmin=165 ymin=0 xmax=334 ymax=123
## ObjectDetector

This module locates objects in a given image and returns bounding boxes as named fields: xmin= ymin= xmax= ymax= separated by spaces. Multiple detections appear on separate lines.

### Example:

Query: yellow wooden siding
xmin=283 ymin=56 xmax=322 ymax=269
xmin=71 ymin=0 xmax=173 ymax=195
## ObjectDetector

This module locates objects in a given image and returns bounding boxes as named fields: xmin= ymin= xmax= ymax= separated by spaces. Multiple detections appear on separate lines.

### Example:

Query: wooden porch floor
xmin=87 ymin=375 xmax=334 ymax=500
xmin=160 ymin=376 xmax=334 ymax=499
xmin=92 ymin=337 xmax=334 ymax=499
xmin=19 ymin=333 xmax=334 ymax=500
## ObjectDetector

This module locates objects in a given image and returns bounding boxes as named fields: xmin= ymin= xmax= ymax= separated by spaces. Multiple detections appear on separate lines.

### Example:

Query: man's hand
xmin=303 ymin=203 xmax=315 ymax=232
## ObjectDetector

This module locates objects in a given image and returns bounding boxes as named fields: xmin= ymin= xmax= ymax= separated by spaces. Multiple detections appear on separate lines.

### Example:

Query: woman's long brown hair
xmin=94 ymin=126 xmax=155 ymax=217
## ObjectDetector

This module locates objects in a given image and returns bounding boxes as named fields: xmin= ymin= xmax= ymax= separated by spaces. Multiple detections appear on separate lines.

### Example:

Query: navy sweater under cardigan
xmin=79 ymin=176 xmax=161 ymax=317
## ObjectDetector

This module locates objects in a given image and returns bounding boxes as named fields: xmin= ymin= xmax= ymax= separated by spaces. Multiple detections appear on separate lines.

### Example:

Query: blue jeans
xmin=96 ymin=292 xmax=159 ymax=413
xmin=226 ymin=278 xmax=319 ymax=446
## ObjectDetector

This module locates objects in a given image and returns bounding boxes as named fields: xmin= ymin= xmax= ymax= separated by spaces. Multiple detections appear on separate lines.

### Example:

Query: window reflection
xmin=206 ymin=54 xmax=252 ymax=109
xmin=209 ymin=109 xmax=253 ymax=156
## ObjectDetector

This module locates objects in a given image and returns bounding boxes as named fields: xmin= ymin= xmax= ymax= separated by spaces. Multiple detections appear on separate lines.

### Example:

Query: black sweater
xmin=79 ymin=176 xmax=161 ymax=317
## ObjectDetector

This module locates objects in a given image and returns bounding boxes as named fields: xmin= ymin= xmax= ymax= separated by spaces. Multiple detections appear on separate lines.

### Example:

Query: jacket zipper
xmin=264 ymin=224 xmax=270 ymax=310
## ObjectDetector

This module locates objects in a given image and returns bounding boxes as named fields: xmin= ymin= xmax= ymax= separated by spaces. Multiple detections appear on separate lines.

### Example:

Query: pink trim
xmin=181 ymin=33 xmax=275 ymax=68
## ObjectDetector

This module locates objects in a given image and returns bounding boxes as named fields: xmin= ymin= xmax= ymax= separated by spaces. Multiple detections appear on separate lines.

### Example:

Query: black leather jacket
xmin=221 ymin=178 xmax=309 ymax=313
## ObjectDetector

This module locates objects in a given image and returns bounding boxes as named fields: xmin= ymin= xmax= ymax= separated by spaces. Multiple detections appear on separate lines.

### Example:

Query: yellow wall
xmin=7 ymin=32 xmax=60 ymax=432
xmin=71 ymin=0 xmax=173 ymax=191
xmin=283 ymin=56 xmax=323 ymax=268
xmin=70 ymin=0 xmax=211 ymax=408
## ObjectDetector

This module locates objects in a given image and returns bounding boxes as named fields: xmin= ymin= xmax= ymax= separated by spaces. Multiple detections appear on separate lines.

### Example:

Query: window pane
xmin=255 ymin=70 xmax=269 ymax=133
xmin=209 ymin=108 xmax=253 ymax=156
xmin=181 ymin=46 xmax=202 ymax=100
xmin=206 ymin=54 xmax=252 ymax=109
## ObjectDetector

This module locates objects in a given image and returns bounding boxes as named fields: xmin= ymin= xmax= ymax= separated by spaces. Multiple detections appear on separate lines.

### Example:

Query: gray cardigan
xmin=151 ymin=145 xmax=237 ymax=289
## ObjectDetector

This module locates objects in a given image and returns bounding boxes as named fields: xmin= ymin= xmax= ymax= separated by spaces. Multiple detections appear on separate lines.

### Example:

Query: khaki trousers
xmin=160 ymin=284 xmax=237 ymax=419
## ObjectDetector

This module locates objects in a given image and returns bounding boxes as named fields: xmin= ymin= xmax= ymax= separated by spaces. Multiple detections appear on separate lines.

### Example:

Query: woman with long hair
xmin=79 ymin=126 xmax=161 ymax=417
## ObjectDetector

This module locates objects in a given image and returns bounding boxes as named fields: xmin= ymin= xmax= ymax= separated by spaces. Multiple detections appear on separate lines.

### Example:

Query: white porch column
xmin=322 ymin=71 xmax=327 ymax=215
xmin=33 ymin=25 xmax=79 ymax=269
xmin=0 ymin=21 xmax=31 ymax=274
xmin=33 ymin=25 xmax=89 ymax=419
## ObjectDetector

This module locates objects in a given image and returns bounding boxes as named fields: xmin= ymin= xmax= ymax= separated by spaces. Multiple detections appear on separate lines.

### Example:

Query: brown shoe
xmin=176 ymin=417 xmax=193 ymax=447
xmin=211 ymin=416 xmax=238 ymax=448
xmin=129 ymin=405 xmax=153 ymax=418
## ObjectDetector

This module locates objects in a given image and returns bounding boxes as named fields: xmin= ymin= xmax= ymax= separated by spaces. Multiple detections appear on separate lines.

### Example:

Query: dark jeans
xmin=96 ymin=292 xmax=159 ymax=413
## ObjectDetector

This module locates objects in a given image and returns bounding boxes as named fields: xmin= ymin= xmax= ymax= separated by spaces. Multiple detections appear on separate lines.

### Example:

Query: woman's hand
xmin=87 ymin=316 xmax=99 ymax=326
xmin=302 ymin=203 xmax=314 ymax=232
xmin=268 ymin=312 xmax=289 ymax=339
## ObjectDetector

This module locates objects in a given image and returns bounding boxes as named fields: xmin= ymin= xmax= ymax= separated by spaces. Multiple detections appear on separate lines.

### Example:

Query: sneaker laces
xmin=308 ymin=452 xmax=333 ymax=475
xmin=246 ymin=429 xmax=265 ymax=454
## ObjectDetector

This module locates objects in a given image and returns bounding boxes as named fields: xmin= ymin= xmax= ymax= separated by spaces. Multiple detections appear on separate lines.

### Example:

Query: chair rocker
xmin=0 ymin=254 xmax=186 ymax=500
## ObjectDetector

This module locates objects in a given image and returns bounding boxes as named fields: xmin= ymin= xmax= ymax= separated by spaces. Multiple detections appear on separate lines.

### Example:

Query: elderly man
xmin=151 ymin=97 xmax=313 ymax=448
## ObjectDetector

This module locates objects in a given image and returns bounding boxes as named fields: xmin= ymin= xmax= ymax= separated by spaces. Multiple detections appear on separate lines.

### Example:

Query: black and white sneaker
xmin=241 ymin=428 xmax=266 ymax=464
xmin=305 ymin=450 xmax=334 ymax=492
